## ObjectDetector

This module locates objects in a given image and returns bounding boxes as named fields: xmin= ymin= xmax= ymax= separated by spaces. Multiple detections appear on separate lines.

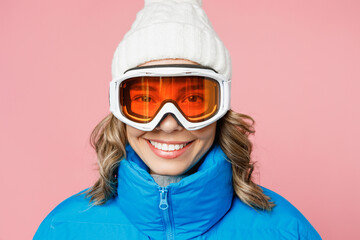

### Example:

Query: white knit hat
xmin=111 ymin=0 xmax=232 ymax=80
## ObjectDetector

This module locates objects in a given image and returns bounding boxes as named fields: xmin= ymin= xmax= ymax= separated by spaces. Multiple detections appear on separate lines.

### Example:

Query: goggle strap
xmin=124 ymin=64 xmax=217 ymax=74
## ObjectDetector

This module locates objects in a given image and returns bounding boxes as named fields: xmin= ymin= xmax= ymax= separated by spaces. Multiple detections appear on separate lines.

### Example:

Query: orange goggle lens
xmin=119 ymin=76 xmax=220 ymax=123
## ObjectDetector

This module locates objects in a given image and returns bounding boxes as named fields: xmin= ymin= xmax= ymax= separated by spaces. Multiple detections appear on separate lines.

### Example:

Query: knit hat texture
xmin=111 ymin=0 xmax=232 ymax=80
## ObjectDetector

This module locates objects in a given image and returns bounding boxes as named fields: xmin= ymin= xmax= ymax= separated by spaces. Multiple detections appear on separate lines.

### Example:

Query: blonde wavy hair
xmin=85 ymin=110 xmax=274 ymax=210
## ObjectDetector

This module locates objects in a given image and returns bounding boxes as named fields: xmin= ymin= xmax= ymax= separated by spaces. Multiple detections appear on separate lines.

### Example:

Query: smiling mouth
xmin=148 ymin=140 xmax=193 ymax=152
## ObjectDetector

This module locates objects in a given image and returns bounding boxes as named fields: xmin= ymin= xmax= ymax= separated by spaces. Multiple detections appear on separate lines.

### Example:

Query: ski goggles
xmin=109 ymin=64 xmax=231 ymax=131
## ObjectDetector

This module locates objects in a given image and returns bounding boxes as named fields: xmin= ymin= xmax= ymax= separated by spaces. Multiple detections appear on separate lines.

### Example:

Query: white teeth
xmin=162 ymin=144 xmax=168 ymax=151
xmin=150 ymin=140 xmax=188 ymax=152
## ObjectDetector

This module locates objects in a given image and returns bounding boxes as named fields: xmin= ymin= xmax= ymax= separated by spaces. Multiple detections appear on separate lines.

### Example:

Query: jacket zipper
xmin=158 ymin=187 xmax=174 ymax=240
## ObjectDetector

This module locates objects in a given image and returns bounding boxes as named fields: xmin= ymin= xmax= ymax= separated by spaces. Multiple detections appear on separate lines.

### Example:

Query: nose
xmin=156 ymin=114 xmax=184 ymax=133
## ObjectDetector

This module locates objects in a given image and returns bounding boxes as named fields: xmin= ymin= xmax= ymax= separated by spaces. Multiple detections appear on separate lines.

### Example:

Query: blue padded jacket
xmin=34 ymin=144 xmax=322 ymax=239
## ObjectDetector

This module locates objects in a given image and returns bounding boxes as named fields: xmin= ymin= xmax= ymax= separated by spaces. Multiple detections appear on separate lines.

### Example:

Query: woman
xmin=34 ymin=0 xmax=321 ymax=239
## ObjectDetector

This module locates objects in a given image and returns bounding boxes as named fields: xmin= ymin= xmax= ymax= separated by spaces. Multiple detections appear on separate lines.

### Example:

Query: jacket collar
xmin=116 ymin=144 xmax=233 ymax=239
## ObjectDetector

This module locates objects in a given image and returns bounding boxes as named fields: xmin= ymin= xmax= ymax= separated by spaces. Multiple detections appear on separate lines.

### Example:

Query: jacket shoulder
xmin=211 ymin=186 xmax=322 ymax=240
xmin=33 ymin=189 xmax=144 ymax=240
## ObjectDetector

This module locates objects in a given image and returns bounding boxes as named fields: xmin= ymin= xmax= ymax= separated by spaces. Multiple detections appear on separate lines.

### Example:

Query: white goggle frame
xmin=109 ymin=65 xmax=231 ymax=131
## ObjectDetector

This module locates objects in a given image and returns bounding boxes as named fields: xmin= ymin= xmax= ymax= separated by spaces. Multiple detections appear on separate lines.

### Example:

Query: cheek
xmin=126 ymin=125 xmax=145 ymax=143
xmin=194 ymin=123 xmax=217 ymax=145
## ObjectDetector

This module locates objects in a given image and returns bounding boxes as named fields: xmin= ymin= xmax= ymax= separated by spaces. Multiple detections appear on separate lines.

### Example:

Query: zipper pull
xmin=158 ymin=187 xmax=169 ymax=210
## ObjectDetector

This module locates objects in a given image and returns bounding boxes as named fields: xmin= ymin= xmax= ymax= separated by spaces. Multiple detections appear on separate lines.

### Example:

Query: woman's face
xmin=126 ymin=59 xmax=217 ymax=176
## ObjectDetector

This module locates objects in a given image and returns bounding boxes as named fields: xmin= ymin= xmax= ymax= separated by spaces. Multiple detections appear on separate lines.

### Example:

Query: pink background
xmin=1 ymin=0 xmax=359 ymax=239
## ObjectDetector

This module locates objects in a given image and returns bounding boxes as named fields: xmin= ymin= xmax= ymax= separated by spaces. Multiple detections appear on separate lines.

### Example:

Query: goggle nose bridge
xmin=155 ymin=112 xmax=185 ymax=129
xmin=152 ymin=98 xmax=187 ymax=118
xmin=151 ymin=102 xmax=189 ymax=128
